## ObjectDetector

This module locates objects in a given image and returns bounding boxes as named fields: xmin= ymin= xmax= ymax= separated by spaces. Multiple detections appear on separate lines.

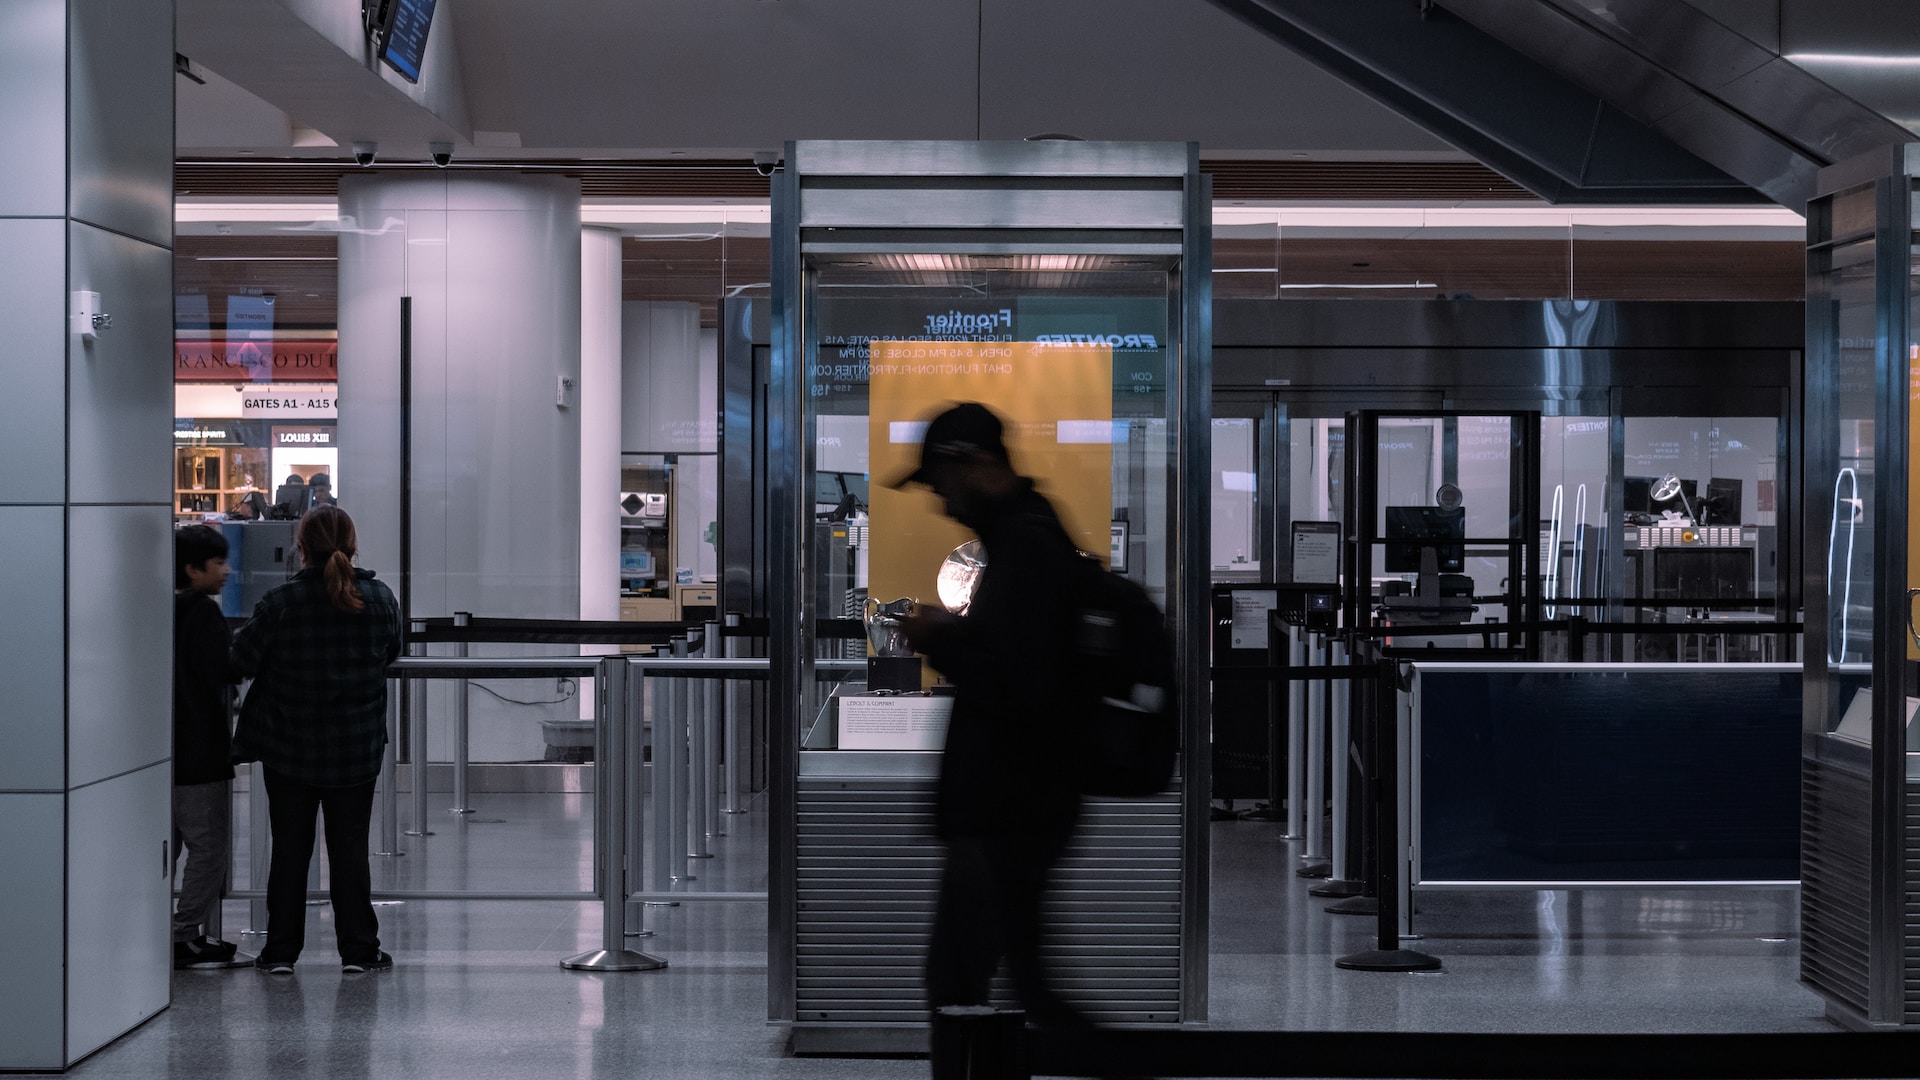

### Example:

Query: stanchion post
xmin=564 ymin=656 xmax=666 ymax=971
xmin=668 ymin=636 xmax=693 ymax=880
xmin=1299 ymin=632 xmax=1329 ymax=874
xmin=405 ymin=665 xmax=434 ymax=836
xmin=1335 ymin=658 xmax=1440 ymax=972
xmin=375 ymin=682 xmax=404 ymax=857
xmin=650 ymin=662 xmax=673 ymax=893
xmin=721 ymin=613 xmax=748 ymax=814
xmin=246 ymin=762 xmax=269 ymax=934
xmin=450 ymin=611 xmax=474 ymax=815
xmin=704 ymin=620 xmax=723 ymax=837
xmin=1310 ymin=637 xmax=1362 ymax=898
xmin=1286 ymin=624 xmax=1307 ymax=839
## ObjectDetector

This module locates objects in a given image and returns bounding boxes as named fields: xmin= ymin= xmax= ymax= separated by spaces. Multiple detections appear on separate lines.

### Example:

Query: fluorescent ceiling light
xmin=1787 ymin=52 xmax=1920 ymax=67
xmin=1212 ymin=205 xmax=1804 ymax=229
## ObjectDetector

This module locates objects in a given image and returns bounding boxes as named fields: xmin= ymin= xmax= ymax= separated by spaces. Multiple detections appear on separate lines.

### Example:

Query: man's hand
xmin=903 ymin=606 xmax=962 ymax=652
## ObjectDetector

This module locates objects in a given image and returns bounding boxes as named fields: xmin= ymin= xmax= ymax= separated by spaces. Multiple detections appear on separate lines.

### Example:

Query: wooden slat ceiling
xmin=176 ymin=158 xmax=1532 ymax=202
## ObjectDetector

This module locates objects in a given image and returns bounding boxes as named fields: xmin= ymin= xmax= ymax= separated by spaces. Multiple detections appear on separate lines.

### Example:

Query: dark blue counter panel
xmin=1415 ymin=665 xmax=1801 ymax=884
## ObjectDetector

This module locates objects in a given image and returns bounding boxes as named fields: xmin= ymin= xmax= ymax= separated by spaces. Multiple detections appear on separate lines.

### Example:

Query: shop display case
xmin=173 ymin=445 xmax=271 ymax=517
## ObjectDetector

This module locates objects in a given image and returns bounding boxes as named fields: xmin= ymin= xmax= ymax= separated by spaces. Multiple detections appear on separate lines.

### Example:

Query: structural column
xmin=0 ymin=0 xmax=176 ymax=1068
xmin=337 ymin=174 xmax=584 ymax=763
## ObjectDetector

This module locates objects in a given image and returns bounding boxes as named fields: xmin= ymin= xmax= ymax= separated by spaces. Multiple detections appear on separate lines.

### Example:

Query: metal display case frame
xmin=767 ymin=141 xmax=1212 ymax=1051
xmin=1802 ymin=144 xmax=1920 ymax=1029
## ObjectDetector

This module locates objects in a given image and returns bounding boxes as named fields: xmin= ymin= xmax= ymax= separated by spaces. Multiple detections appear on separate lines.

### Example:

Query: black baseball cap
xmin=886 ymin=402 xmax=1010 ymax=489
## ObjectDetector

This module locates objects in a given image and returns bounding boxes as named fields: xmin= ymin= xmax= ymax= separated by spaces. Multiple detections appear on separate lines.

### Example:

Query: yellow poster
xmin=867 ymin=340 xmax=1114 ymax=625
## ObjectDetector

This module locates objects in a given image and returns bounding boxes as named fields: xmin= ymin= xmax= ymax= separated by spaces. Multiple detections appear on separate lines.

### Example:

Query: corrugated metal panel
xmin=794 ymin=776 xmax=1183 ymax=1028
xmin=1801 ymin=758 xmax=1870 ymax=1016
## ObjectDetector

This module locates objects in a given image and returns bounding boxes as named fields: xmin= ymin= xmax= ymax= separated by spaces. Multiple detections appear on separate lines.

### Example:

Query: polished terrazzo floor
xmin=37 ymin=786 xmax=1838 ymax=1078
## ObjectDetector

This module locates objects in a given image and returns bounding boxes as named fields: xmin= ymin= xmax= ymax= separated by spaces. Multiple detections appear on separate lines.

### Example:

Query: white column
xmin=0 ymin=0 xmax=175 ymax=1068
xmin=581 ymin=228 xmax=623 ymax=622
xmin=337 ymin=174 xmax=584 ymax=762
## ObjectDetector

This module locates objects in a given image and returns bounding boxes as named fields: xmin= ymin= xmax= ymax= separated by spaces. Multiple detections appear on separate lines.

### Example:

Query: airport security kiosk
xmin=1802 ymin=144 xmax=1920 ymax=1030
xmin=765 ymin=141 xmax=1211 ymax=1052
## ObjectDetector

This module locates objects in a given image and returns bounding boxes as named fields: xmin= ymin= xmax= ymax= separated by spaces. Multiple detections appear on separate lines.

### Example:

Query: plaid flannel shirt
xmin=231 ymin=568 xmax=402 ymax=787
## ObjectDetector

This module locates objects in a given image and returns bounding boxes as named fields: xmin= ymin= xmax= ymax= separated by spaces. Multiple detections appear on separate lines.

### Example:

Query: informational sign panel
xmin=1291 ymin=520 xmax=1341 ymax=584
xmin=868 ymin=339 xmax=1115 ymax=619
xmin=1229 ymin=590 xmax=1279 ymax=650
xmin=839 ymin=695 xmax=954 ymax=751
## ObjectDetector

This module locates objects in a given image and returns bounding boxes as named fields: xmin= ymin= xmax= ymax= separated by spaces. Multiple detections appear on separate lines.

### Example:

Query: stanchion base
xmin=1295 ymin=861 xmax=1331 ymax=879
xmin=1335 ymin=947 xmax=1441 ymax=972
xmin=561 ymin=949 xmax=667 ymax=972
xmin=447 ymin=807 xmax=476 ymax=815
xmin=1309 ymin=877 xmax=1365 ymax=898
xmin=1326 ymin=895 xmax=1378 ymax=916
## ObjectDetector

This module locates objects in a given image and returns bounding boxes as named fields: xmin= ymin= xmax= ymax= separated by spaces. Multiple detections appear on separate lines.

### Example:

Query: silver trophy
xmin=863 ymin=597 xmax=922 ymax=693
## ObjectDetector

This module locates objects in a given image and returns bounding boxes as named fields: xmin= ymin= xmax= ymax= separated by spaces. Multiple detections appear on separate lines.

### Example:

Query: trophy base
xmin=868 ymin=656 xmax=923 ymax=694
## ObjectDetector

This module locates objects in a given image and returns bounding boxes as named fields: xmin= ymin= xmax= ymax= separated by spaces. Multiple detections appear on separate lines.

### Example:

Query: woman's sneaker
xmin=172 ymin=936 xmax=239 ymax=970
xmin=254 ymin=957 xmax=295 ymax=975
xmin=341 ymin=951 xmax=392 ymax=974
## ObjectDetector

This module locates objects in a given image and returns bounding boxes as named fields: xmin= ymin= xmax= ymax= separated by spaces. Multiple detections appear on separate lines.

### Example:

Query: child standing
xmin=173 ymin=525 xmax=246 ymax=969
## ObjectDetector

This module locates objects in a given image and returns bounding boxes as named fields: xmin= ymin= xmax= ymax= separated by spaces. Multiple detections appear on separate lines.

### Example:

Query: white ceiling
xmin=175 ymin=0 xmax=1462 ymax=163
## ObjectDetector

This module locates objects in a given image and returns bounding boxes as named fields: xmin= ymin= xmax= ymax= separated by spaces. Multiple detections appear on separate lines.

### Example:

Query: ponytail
xmin=325 ymin=548 xmax=365 ymax=613
xmin=296 ymin=504 xmax=366 ymax=613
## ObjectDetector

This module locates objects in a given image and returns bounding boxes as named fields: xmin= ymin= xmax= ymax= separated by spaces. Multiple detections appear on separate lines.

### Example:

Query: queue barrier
xmin=221 ymin=653 xmax=857 ymax=972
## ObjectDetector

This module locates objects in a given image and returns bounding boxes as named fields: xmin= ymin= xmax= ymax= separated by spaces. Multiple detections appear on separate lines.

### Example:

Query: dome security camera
xmin=430 ymin=142 xmax=453 ymax=168
xmin=752 ymin=150 xmax=780 ymax=177
xmin=352 ymin=141 xmax=378 ymax=167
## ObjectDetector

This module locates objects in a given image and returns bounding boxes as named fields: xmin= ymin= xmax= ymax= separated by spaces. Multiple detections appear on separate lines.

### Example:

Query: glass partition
xmin=799 ymin=261 xmax=1179 ymax=749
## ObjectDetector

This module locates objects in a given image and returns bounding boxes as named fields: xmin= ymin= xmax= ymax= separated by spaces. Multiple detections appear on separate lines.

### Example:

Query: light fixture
xmin=1650 ymin=474 xmax=1698 ymax=523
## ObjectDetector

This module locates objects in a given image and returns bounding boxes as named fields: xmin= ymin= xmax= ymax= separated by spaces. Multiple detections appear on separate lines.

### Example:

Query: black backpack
xmin=1064 ymin=554 xmax=1180 ymax=797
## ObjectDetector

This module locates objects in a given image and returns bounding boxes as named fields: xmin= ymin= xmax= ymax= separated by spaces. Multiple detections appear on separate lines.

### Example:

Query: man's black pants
xmin=925 ymin=827 xmax=1085 ymax=1028
xmin=259 ymin=768 xmax=381 ymax=965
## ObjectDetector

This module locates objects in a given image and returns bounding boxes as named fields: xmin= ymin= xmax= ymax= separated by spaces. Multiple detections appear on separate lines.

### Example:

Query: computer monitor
xmin=1624 ymin=476 xmax=1656 ymax=514
xmin=1383 ymin=505 xmax=1465 ymax=573
xmin=1703 ymin=477 xmax=1743 ymax=525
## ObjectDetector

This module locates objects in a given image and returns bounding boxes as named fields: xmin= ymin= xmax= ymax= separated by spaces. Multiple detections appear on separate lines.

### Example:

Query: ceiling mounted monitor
xmin=375 ymin=0 xmax=437 ymax=83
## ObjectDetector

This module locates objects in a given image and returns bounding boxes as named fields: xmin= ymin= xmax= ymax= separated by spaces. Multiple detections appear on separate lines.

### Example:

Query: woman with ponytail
xmin=232 ymin=505 xmax=402 ymax=974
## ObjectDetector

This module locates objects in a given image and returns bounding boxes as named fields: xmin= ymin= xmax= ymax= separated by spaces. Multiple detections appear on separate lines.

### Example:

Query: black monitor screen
xmin=1623 ymin=476 xmax=1655 ymax=514
xmin=1651 ymin=546 xmax=1753 ymax=601
xmin=378 ymin=0 xmax=437 ymax=83
xmin=1383 ymin=505 xmax=1465 ymax=573
xmin=1704 ymin=477 xmax=1743 ymax=525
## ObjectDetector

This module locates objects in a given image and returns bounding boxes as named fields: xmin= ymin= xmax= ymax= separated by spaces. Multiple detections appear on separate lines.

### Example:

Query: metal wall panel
xmin=66 ymin=221 xmax=173 ymax=507
xmin=798 ymin=187 xmax=1185 ymax=231
xmin=0 ymin=219 xmax=67 ymax=505
xmin=65 ymin=764 xmax=170 ymax=1064
xmin=67 ymin=0 xmax=172 ymax=246
xmin=0 ymin=0 xmax=65 ymax=217
xmin=1801 ymin=758 xmax=1872 ymax=1019
xmin=793 ymin=777 xmax=1183 ymax=1041
xmin=0 ymin=507 xmax=66 ymax=792
xmin=0 ymin=792 xmax=64 ymax=1070
xmin=66 ymin=505 xmax=171 ymax=789
xmin=794 ymin=140 xmax=1190 ymax=178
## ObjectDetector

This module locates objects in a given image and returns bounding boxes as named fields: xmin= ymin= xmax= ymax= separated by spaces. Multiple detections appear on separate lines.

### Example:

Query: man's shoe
xmin=341 ymin=951 xmax=392 ymax=974
xmin=173 ymin=936 xmax=239 ymax=970
xmin=254 ymin=957 xmax=295 ymax=975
